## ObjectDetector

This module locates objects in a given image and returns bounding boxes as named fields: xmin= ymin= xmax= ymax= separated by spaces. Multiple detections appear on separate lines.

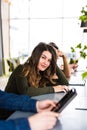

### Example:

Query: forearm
xmin=0 ymin=90 xmax=37 ymax=112
xmin=15 ymin=76 xmax=54 ymax=97
xmin=56 ymin=66 xmax=69 ymax=85
xmin=0 ymin=118 xmax=30 ymax=130
xmin=26 ymin=87 xmax=54 ymax=97
xmin=62 ymin=55 xmax=71 ymax=78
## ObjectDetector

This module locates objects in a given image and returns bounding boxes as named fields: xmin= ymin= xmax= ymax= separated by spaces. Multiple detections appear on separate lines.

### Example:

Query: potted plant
xmin=70 ymin=43 xmax=87 ymax=79
xmin=69 ymin=43 xmax=87 ymax=65
xmin=70 ymin=43 xmax=87 ymax=59
xmin=79 ymin=5 xmax=87 ymax=27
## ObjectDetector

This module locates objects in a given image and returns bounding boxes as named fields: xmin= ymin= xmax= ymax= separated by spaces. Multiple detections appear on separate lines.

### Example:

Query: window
xmin=10 ymin=0 xmax=87 ymax=58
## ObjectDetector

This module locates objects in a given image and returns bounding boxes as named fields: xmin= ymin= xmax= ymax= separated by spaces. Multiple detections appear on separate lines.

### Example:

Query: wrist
xmin=53 ymin=86 xmax=57 ymax=92
xmin=36 ymin=101 xmax=40 ymax=112
xmin=62 ymin=55 xmax=66 ymax=59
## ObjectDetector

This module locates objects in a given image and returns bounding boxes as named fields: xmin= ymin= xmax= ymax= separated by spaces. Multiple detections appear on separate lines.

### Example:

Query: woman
xmin=5 ymin=42 xmax=69 ymax=97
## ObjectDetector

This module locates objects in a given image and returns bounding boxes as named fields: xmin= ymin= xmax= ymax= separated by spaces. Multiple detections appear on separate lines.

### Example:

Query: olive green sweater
xmin=5 ymin=65 xmax=68 ymax=97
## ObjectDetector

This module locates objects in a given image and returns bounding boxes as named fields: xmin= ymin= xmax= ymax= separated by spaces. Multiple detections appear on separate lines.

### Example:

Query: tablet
xmin=51 ymin=88 xmax=77 ymax=112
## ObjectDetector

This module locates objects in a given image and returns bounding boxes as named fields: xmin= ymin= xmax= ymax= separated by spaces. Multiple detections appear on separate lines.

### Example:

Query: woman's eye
xmin=48 ymin=59 xmax=51 ymax=63
xmin=41 ymin=56 xmax=45 ymax=59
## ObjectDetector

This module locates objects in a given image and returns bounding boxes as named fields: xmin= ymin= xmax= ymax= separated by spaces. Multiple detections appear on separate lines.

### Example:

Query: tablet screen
xmin=52 ymin=88 xmax=77 ymax=112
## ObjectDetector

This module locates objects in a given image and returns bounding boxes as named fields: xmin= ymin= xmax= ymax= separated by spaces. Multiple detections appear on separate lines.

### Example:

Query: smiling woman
xmin=5 ymin=42 xmax=69 ymax=99
xmin=5 ymin=42 xmax=57 ymax=97
xmin=37 ymin=51 xmax=52 ymax=72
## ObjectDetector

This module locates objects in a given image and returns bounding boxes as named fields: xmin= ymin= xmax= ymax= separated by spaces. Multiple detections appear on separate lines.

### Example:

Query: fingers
xmin=42 ymin=111 xmax=59 ymax=118
xmin=44 ymin=114 xmax=58 ymax=130
xmin=42 ymin=100 xmax=57 ymax=111
xmin=54 ymin=85 xmax=70 ymax=93
xmin=28 ymin=111 xmax=59 ymax=130
xmin=44 ymin=100 xmax=57 ymax=107
xmin=36 ymin=100 xmax=57 ymax=112
xmin=42 ymin=111 xmax=59 ymax=129
xmin=62 ymin=85 xmax=70 ymax=92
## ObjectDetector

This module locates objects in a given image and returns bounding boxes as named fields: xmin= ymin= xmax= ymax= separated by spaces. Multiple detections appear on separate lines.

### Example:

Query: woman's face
xmin=37 ymin=51 xmax=52 ymax=71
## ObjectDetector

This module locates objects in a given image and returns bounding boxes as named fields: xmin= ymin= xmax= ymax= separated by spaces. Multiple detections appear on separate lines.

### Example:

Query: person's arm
xmin=0 ymin=111 xmax=58 ymax=130
xmin=28 ymin=111 xmax=59 ymax=130
xmin=62 ymin=55 xmax=71 ymax=78
xmin=5 ymin=64 xmax=54 ymax=97
xmin=5 ymin=67 xmax=68 ymax=97
xmin=0 ymin=111 xmax=59 ymax=130
xmin=0 ymin=118 xmax=30 ymax=130
xmin=56 ymin=66 xmax=69 ymax=85
xmin=0 ymin=90 xmax=37 ymax=112
xmin=57 ymin=50 xmax=71 ymax=78
xmin=0 ymin=90 xmax=57 ymax=112
xmin=16 ymin=75 xmax=69 ymax=96
xmin=15 ymin=76 xmax=54 ymax=96
xmin=0 ymin=90 xmax=59 ymax=130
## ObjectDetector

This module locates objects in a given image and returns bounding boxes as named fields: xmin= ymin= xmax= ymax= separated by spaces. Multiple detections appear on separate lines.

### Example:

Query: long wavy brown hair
xmin=21 ymin=42 xmax=57 ymax=87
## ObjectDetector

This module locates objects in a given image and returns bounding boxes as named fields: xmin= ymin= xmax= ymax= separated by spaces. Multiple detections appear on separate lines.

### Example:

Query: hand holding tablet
xmin=51 ymin=88 xmax=77 ymax=113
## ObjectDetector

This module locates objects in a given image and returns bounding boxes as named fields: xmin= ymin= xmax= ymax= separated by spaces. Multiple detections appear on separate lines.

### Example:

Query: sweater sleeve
xmin=15 ymin=76 xmax=54 ymax=96
xmin=5 ymin=65 xmax=54 ymax=97
xmin=0 ymin=90 xmax=37 ymax=112
xmin=0 ymin=118 xmax=31 ymax=130
xmin=56 ymin=66 xmax=69 ymax=85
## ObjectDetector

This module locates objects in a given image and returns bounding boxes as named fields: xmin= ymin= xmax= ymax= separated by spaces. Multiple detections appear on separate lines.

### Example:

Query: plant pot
xmin=83 ymin=29 xmax=87 ymax=32
xmin=81 ymin=21 xmax=87 ymax=27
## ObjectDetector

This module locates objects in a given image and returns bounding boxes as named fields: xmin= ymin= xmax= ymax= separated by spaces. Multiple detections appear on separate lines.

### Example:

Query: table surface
xmin=7 ymin=72 xmax=87 ymax=130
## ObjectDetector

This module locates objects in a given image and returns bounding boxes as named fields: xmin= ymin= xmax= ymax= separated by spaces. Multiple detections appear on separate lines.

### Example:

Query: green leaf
xmin=83 ymin=45 xmax=87 ymax=50
xmin=80 ymin=51 xmax=87 ymax=59
xmin=70 ymin=47 xmax=75 ymax=52
xmin=82 ymin=71 xmax=87 ymax=79
xmin=76 ymin=43 xmax=82 ymax=49
xmin=79 ymin=5 xmax=87 ymax=22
